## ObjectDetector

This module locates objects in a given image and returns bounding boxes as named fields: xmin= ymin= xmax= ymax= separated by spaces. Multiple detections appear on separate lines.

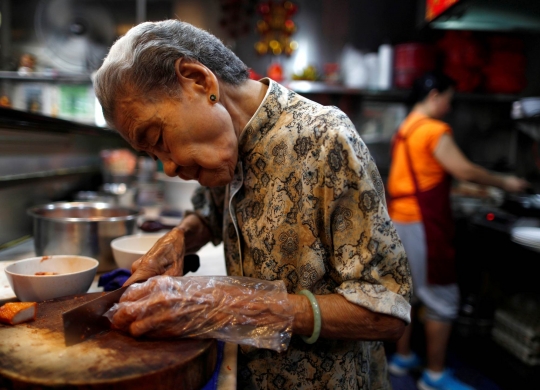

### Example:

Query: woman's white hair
xmin=94 ymin=19 xmax=249 ymax=126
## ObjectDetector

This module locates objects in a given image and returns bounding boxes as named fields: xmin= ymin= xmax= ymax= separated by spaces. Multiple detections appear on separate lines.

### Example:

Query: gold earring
xmin=210 ymin=94 xmax=217 ymax=102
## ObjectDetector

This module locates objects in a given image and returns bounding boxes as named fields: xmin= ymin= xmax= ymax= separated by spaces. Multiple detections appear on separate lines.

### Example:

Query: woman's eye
xmin=151 ymin=126 xmax=163 ymax=147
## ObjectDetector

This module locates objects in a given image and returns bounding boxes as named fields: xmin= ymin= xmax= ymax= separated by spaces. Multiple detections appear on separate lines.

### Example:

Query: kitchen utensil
xmin=139 ymin=219 xmax=176 ymax=232
xmin=4 ymin=255 xmax=98 ymax=302
xmin=0 ymin=292 xmax=217 ymax=390
xmin=63 ymin=285 xmax=127 ymax=347
xmin=110 ymin=232 xmax=165 ymax=269
xmin=27 ymin=202 xmax=141 ymax=272
xmin=62 ymin=254 xmax=200 ymax=346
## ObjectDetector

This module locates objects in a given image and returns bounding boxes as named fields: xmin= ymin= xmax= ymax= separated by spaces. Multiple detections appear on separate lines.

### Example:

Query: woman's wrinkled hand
xmin=106 ymin=276 xmax=294 ymax=352
xmin=123 ymin=227 xmax=187 ymax=286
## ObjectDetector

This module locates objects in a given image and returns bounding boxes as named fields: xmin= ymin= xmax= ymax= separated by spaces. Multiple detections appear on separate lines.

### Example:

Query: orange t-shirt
xmin=387 ymin=112 xmax=453 ymax=223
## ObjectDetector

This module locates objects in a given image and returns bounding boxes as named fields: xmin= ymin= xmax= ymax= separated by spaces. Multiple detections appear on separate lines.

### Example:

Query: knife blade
xmin=62 ymin=254 xmax=200 ymax=346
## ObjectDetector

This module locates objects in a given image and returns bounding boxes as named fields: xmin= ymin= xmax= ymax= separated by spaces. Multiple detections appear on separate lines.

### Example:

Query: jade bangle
xmin=298 ymin=289 xmax=321 ymax=344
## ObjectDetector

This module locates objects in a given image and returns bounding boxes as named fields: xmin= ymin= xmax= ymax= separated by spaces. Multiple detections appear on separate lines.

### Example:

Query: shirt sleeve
xmin=424 ymin=120 xmax=453 ymax=154
xmin=319 ymin=113 xmax=412 ymax=324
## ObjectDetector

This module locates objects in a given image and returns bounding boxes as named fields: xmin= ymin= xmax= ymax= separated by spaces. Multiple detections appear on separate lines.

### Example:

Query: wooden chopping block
xmin=0 ymin=293 xmax=217 ymax=390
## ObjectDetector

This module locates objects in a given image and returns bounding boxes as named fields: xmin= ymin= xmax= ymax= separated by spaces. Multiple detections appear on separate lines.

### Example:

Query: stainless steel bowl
xmin=27 ymin=202 xmax=141 ymax=272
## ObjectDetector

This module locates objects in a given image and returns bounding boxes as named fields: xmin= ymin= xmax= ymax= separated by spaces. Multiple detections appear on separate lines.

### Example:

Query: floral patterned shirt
xmin=191 ymin=79 xmax=412 ymax=389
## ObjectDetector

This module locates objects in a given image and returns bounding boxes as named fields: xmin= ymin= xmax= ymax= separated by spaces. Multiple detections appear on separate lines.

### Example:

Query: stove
xmin=455 ymin=195 xmax=540 ymax=337
xmin=500 ymin=193 xmax=540 ymax=219
xmin=468 ymin=208 xmax=518 ymax=234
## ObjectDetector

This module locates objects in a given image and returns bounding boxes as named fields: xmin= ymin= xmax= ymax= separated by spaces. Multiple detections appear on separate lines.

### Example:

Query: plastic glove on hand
xmin=106 ymin=275 xmax=294 ymax=352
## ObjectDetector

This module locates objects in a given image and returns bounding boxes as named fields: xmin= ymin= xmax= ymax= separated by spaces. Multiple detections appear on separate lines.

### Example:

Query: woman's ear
xmin=174 ymin=58 xmax=218 ymax=97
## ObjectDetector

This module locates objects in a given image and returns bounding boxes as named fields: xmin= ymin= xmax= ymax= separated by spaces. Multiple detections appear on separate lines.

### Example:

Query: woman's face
xmin=113 ymin=91 xmax=238 ymax=187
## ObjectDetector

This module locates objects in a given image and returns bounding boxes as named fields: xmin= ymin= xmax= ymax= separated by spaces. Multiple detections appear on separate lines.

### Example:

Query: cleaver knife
xmin=62 ymin=254 xmax=200 ymax=347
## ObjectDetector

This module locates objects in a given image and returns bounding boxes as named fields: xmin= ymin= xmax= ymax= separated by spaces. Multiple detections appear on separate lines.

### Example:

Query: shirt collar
xmin=238 ymin=78 xmax=292 ymax=157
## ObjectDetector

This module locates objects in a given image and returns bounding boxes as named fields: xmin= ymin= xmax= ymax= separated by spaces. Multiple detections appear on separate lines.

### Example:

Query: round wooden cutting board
xmin=0 ymin=293 xmax=217 ymax=390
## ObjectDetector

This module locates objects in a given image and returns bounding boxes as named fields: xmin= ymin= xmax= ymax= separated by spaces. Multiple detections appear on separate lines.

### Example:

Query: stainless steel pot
xmin=27 ymin=202 xmax=141 ymax=272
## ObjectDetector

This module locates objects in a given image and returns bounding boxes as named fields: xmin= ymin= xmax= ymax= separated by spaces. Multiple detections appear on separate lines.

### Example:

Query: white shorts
xmin=394 ymin=221 xmax=460 ymax=322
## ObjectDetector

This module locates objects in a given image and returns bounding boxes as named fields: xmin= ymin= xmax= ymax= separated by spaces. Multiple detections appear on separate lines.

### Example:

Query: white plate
xmin=512 ymin=237 xmax=540 ymax=246
xmin=513 ymin=243 xmax=540 ymax=251
xmin=0 ymin=261 xmax=17 ymax=303
xmin=512 ymin=234 xmax=540 ymax=241
xmin=512 ymin=227 xmax=540 ymax=240
xmin=512 ymin=234 xmax=540 ymax=240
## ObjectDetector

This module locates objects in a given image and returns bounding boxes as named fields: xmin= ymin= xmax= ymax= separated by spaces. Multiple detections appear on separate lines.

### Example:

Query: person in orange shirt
xmin=386 ymin=71 xmax=528 ymax=390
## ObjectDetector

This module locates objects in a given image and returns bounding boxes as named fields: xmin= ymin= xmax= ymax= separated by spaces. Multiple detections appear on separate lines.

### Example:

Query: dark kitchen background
xmin=1 ymin=1 xmax=540 ymax=388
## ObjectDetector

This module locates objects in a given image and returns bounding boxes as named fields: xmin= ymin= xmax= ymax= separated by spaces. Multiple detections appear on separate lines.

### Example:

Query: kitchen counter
xmin=0 ymin=236 xmax=228 ymax=297
xmin=0 ymin=236 xmax=236 ymax=390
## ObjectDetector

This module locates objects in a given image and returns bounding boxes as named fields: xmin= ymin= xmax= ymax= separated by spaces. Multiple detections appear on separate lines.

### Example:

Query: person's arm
xmin=125 ymin=184 xmax=224 ymax=285
xmin=287 ymin=121 xmax=411 ymax=343
xmin=289 ymin=293 xmax=406 ymax=342
xmin=179 ymin=213 xmax=214 ymax=254
xmin=124 ymin=213 xmax=212 ymax=285
xmin=434 ymin=132 xmax=529 ymax=193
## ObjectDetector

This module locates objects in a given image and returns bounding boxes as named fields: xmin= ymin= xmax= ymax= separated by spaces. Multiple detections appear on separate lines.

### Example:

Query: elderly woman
xmin=94 ymin=19 xmax=412 ymax=389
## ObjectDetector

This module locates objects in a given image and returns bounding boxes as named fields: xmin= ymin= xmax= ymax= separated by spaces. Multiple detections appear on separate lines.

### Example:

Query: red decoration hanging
xmin=254 ymin=1 xmax=298 ymax=56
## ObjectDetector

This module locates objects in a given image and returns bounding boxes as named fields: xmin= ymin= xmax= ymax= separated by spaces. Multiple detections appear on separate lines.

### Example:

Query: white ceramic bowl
xmin=4 ymin=255 xmax=99 ymax=302
xmin=157 ymin=172 xmax=200 ymax=213
xmin=110 ymin=233 xmax=165 ymax=270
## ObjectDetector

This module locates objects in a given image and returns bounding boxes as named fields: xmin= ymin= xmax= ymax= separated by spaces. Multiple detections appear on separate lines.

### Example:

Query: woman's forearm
xmin=289 ymin=293 xmax=406 ymax=342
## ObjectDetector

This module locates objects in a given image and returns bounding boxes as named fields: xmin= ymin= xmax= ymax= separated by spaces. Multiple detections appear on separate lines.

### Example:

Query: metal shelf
xmin=0 ymin=71 xmax=92 ymax=84
xmin=285 ymin=81 xmax=520 ymax=103
xmin=285 ymin=81 xmax=409 ymax=101
xmin=426 ymin=0 xmax=540 ymax=33
xmin=0 ymin=166 xmax=100 ymax=183
xmin=0 ymin=107 xmax=117 ymax=137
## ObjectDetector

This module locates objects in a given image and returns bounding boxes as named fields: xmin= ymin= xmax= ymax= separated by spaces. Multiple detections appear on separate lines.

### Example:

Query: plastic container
xmin=393 ymin=43 xmax=436 ymax=89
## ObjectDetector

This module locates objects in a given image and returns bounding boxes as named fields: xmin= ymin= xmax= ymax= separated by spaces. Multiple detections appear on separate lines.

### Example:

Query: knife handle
xmin=183 ymin=254 xmax=200 ymax=274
